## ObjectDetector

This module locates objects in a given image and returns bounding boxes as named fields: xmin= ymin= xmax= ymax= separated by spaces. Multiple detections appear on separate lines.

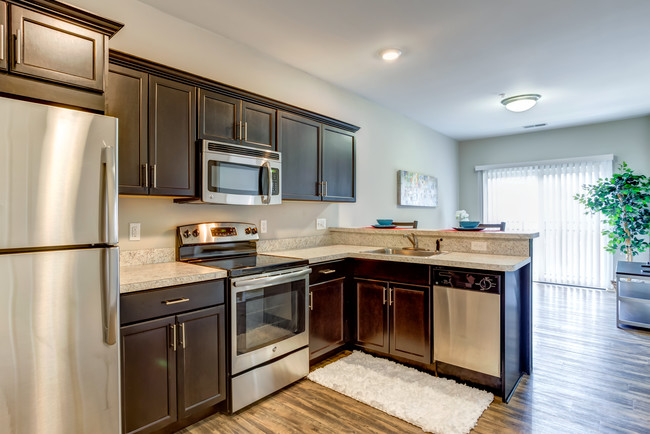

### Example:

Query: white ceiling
xmin=139 ymin=0 xmax=650 ymax=141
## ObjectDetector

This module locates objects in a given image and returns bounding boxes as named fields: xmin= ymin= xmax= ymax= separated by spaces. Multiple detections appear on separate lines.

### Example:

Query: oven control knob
xmin=245 ymin=227 xmax=251 ymax=234
xmin=479 ymin=277 xmax=495 ymax=291
xmin=251 ymin=227 xmax=258 ymax=234
xmin=192 ymin=229 xmax=200 ymax=237
xmin=182 ymin=230 xmax=190 ymax=238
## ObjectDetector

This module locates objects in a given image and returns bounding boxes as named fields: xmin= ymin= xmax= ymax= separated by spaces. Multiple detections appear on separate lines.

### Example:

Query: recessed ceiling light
xmin=379 ymin=48 xmax=402 ymax=62
xmin=500 ymin=94 xmax=541 ymax=112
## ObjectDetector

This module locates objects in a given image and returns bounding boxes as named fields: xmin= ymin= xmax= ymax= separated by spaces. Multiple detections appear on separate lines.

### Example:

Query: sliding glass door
xmin=480 ymin=158 xmax=613 ymax=288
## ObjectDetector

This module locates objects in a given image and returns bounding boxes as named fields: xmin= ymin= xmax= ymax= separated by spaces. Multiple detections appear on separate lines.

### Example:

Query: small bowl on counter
xmin=376 ymin=219 xmax=393 ymax=226
xmin=459 ymin=221 xmax=480 ymax=229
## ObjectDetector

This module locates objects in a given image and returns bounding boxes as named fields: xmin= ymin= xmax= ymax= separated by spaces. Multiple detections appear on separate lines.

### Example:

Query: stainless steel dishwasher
xmin=433 ymin=269 xmax=501 ymax=377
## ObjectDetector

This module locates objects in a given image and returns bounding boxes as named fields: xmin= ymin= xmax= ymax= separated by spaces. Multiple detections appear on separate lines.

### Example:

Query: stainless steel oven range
xmin=177 ymin=222 xmax=309 ymax=412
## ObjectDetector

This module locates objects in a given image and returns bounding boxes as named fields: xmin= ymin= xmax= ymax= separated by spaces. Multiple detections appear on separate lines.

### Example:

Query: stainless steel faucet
xmin=404 ymin=233 xmax=419 ymax=249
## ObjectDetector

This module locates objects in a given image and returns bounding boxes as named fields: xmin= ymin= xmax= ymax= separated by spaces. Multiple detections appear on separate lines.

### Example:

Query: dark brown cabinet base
xmin=120 ymin=280 xmax=226 ymax=434
xmin=309 ymin=278 xmax=346 ymax=359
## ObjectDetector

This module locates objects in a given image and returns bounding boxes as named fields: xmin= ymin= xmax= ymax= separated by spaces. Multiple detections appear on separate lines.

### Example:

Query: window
xmin=478 ymin=156 xmax=613 ymax=288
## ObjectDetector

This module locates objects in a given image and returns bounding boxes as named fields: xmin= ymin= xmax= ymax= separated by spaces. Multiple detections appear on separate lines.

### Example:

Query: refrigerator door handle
xmin=102 ymin=247 xmax=119 ymax=345
xmin=102 ymin=145 xmax=118 ymax=245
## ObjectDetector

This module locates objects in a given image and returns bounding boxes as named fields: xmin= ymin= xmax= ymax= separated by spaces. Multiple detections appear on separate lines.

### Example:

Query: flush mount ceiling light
xmin=500 ymin=94 xmax=541 ymax=112
xmin=379 ymin=48 xmax=402 ymax=62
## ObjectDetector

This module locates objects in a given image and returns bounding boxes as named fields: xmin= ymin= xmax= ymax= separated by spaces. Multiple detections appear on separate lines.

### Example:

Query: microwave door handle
xmin=263 ymin=161 xmax=272 ymax=204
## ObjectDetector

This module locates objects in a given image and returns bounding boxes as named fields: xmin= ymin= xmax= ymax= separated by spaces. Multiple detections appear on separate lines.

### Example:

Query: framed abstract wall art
xmin=397 ymin=170 xmax=438 ymax=207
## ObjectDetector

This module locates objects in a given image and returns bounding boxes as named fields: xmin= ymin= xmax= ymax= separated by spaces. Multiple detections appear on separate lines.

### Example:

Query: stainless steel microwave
xmin=198 ymin=140 xmax=281 ymax=205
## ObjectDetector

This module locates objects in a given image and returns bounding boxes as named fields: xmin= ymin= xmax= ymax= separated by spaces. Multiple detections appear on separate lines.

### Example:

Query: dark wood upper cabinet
xmin=355 ymin=279 xmax=390 ymax=354
xmin=279 ymin=111 xmax=355 ymax=202
xmin=0 ymin=2 xmax=7 ymax=71
xmin=10 ymin=4 xmax=104 ymax=90
xmin=106 ymin=64 xmax=148 ymax=195
xmin=322 ymin=125 xmax=355 ymax=202
xmin=177 ymin=305 xmax=226 ymax=419
xmin=149 ymin=75 xmax=197 ymax=196
xmin=198 ymin=89 xmax=276 ymax=150
xmin=121 ymin=316 xmax=178 ymax=434
xmin=279 ymin=111 xmax=321 ymax=200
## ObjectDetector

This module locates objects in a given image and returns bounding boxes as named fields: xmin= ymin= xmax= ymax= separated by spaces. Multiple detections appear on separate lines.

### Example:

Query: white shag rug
xmin=307 ymin=351 xmax=493 ymax=434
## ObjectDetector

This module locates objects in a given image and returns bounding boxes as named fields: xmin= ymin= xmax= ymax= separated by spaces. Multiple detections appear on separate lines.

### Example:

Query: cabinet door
xmin=279 ymin=112 xmax=322 ymax=200
xmin=355 ymin=279 xmax=389 ymax=354
xmin=176 ymin=305 xmax=227 ymax=419
xmin=10 ymin=5 xmax=104 ymax=91
xmin=389 ymin=283 xmax=431 ymax=363
xmin=121 ymin=316 xmax=177 ymax=434
xmin=198 ymin=89 xmax=239 ymax=144
xmin=322 ymin=125 xmax=355 ymax=202
xmin=242 ymin=100 xmax=276 ymax=149
xmin=309 ymin=277 xmax=345 ymax=360
xmin=149 ymin=76 xmax=197 ymax=196
xmin=106 ymin=64 xmax=148 ymax=195
xmin=0 ymin=2 xmax=6 ymax=71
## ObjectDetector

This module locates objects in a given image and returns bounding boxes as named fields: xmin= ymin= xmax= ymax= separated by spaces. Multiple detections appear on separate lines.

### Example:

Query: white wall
xmin=68 ymin=0 xmax=458 ymax=250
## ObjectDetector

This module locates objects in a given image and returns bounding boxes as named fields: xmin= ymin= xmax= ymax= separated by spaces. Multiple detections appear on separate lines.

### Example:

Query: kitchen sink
xmin=366 ymin=248 xmax=444 ymax=257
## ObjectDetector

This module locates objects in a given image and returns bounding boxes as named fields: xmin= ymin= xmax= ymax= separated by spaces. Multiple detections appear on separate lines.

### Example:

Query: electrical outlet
xmin=260 ymin=220 xmax=268 ymax=234
xmin=316 ymin=218 xmax=327 ymax=230
xmin=129 ymin=223 xmax=141 ymax=241
xmin=471 ymin=241 xmax=487 ymax=251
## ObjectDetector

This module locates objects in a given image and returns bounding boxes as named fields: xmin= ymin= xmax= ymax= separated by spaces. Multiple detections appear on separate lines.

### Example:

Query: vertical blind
xmin=480 ymin=158 xmax=613 ymax=288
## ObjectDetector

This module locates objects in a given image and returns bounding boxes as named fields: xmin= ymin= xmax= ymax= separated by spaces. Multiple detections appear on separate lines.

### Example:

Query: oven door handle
xmin=232 ymin=268 xmax=310 ymax=290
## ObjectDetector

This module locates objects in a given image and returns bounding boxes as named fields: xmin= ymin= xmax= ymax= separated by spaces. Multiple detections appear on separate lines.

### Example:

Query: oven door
xmin=230 ymin=267 xmax=310 ymax=374
xmin=203 ymin=151 xmax=281 ymax=205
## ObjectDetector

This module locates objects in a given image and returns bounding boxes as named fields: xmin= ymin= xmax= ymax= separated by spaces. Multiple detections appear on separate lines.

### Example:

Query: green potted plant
xmin=574 ymin=162 xmax=650 ymax=261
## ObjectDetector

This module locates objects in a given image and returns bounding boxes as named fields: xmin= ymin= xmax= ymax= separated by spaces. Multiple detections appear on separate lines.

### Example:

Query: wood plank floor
xmin=179 ymin=283 xmax=650 ymax=433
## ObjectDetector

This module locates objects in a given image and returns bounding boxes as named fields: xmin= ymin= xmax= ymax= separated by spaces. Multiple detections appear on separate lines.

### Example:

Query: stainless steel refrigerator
xmin=0 ymin=96 xmax=120 ymax=433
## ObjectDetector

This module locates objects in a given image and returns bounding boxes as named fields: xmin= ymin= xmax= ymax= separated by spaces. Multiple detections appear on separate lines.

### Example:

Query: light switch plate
xmin=260 ymin=220 xmax=268 ymax=233
xmin=129 ymin=223 xmax=141 ymax=241
xmin=316 ymin=218 xmax=327 ymax=230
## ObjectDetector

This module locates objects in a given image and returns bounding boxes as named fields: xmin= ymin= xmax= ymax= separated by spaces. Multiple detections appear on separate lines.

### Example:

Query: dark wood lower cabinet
xmin=177 ymin=306 xmax=226 ymax=418
xmin=354 ymin=278 xmax=431 ymax=364
xmin=309 ymin=278 xmax=346 ymax=359
xmin=121 ymin=316 xmax=177 ymax=434
xmin=120 ymin=289 xmax=226 ymax=434
xmin=355 ymin=279 xmax=389 ymax=353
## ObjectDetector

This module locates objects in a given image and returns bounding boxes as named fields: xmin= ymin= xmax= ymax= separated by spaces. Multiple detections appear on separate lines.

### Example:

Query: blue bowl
xmin=376 ymin=219 xmax=393 ymax=226
xmin=459 ymin=221 xmax=480 ymax=228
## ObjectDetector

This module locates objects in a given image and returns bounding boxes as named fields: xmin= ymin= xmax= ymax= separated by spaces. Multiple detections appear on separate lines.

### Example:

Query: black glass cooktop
xmin=193 ymin=254 xmax=309 ymax=277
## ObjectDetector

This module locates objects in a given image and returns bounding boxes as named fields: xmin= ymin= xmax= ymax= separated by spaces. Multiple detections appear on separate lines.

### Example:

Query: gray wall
xmin=68 ymin=0 xmax=459 ymax=250
xmin=459 ymin=116 xmax=650 ymax=219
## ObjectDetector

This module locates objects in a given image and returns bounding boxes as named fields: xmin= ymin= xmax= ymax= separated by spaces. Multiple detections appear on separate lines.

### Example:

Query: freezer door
xmin=0 ymin=96 xmax=118 ymax=250
xmin=0 ymin=247 xmax=120 ymax=434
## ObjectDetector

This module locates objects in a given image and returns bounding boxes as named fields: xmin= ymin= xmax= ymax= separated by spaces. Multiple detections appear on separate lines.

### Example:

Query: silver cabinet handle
xmin=15 ymin=29 xmax=21 ymax=64
xmin=244 ymin=121 xmax=248 ymax=142
xmin=323 ymin=181 xmax=328 ymax=197
xmin=162 ymin=297 xmax=189 ymax=305
xmin=151 ymin=164 xmax=157 ymax=188
xmin=142 ymin=163 xmax=149 ymax=188
xmin=389 ymin=287 xmax=393 ymax=306
xmin=171 ymin=324 xmax=177 ymax=351
xmin=382 ymin=287 xmax=386 ymax=305
xmin=309 ymin=292 xmax=313 ymax=311
xmin=238 ymin=121 xmax=243 ymax=141
xmin=180 ymin=323 xmax=186 ymax=349
xmin=1 ymin=24 xmax=5 ymax=61
xmin=101 ymin=146 xmax=118 ymax=245
xmin=101 ymin=247 xmax=119 ymax=345
xmin=319 ymin=269 xmax=336 ymax=275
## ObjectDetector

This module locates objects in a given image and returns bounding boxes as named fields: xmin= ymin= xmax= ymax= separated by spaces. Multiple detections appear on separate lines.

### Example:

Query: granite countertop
xmin=120 ymin=262 xmax=227 ymax=294
xmin=268 ymin=245 xmax=530 ymax=272
xmin=329 ymin=227 xmax=539 ymax=239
